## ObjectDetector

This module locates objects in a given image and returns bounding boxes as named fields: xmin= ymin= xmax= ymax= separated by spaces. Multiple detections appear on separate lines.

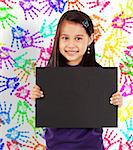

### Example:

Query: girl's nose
xmin=67 ymin=40 xmax=75 ymax=48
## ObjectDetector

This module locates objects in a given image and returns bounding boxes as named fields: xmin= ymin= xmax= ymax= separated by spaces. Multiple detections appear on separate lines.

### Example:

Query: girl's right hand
xmin=30 ymin=85 xmax=44 ymax=100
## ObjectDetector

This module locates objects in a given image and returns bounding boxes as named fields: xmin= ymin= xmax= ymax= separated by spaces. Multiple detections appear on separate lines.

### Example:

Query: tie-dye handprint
xmin=86 ymin=0 xmax=110 ymax=13
xmin=99 ymin=32 xmax=127 ymax=66
xmin=6 ymin=124 xmax=30 ymax=143
xmin=0 ymin=75 xmax=20 ymax=95
xmin=0 ymin=46 xmax=16 ymax=69
xmin=119 ymin=54 xmax=133 ymax=83
xmin=35 ymin=39 xmax=52 ymax=67
xmin=67 ymin=0 xmax=84 ymax=10
xmin=0 ymin=101 xmax=12 ymax=125
xmin=120 ymin=118 xmax=133 ymax=141
xmin=112 ymin=12 xmax=133 ymax=34
xmin=20 ymin=136 xmax=46 ymax=149
xmin=0 ymin=7 xmax=17 ymax=29
xmin=15 ymin=83 xmax=33 ymax=106
xmin=19 ymin=0 xmax=41 ymax=20
xmin=40 ymin=19 xmax=57 ymax=38
xmin=11 ymin=26 xmax=30 ymax=49
xmin=14 ymin=52 xmax=35 ymax=82
xmin=12 ymin=100 xmax=34 ymax=124
xmin=118 ymin=99 xmax=133 ymax=122
xmin=0 ymin=0 xmax=16 ymax=8
xmin=90 ymin=14 xmax=106 ymax=42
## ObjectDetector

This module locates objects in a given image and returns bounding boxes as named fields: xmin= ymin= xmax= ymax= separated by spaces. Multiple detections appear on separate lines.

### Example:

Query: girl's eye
xmin=61 ymin=37 xmax=69 ymax=40
xmin=75 ymin=37 xmax=82 ymax=41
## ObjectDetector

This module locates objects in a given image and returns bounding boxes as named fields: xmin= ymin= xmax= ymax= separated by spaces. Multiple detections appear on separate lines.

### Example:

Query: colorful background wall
xmin=0 ymin=0 xmax=133 ymax=149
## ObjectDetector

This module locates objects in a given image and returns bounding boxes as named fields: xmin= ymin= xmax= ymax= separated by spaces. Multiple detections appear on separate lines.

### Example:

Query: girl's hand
xmin=30 ymin=85 xmax=44 ymax=100
xmin=110 ymin=92 xmax=123 ymax=107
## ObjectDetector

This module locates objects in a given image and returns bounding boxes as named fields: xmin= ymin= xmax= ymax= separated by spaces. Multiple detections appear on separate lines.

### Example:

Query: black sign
xmin=36 ymin=67 xmax=117 ymax=128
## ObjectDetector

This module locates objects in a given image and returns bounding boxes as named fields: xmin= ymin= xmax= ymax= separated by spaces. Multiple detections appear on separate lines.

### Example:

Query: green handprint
xmin=12 ymin=100 xmax=34 ymax=124
xmin=28 ymin=116 xmax=46 ymax=138
xmin=0 ymin=7 xmax=17 ymax=29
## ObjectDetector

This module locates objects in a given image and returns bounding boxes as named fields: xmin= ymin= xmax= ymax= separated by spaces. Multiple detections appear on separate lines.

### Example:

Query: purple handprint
xmin=120 ymin=77 xmax=133 ymax=97
xmin=39 ymin=0 xmax=59 ymax=16
xmin=19 ymin=0 xmax=41 ymax=20
xmin=20 ymin=31 xmax=44 ymax=49
xmin=0 ymin=46 xmax=16 ymax=69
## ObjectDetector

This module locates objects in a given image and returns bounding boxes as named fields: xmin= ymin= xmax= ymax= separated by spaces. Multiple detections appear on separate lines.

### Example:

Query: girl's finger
xmin=31 ymin=88 xmax=43 ymax=93
xmin=33 ymin=85 xmax=41 ymax=90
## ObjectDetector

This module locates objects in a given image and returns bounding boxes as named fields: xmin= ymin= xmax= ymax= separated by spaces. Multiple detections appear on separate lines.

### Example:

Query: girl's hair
xmin=47 ymin=10 xmax=99 ymax=67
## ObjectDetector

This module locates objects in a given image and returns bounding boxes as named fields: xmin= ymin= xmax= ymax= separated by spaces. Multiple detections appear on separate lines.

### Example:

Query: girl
xmin=30 ymin=10 xmax=123 ymax=150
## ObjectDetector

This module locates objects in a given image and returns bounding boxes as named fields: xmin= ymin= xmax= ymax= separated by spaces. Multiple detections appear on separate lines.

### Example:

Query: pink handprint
xmin=7 ymin=140 xmax=20 ymax=150
xmin=124 ymin=45 xmax=133 ymax=59
xmin=15 ymin=83 xmax=32 ymax=106
xmin=34 ymin=39 xmax=52 ymax=67
xmin=112 ymin=12 xmax=133 ymax=34
xmin=0 ymin=0 xmax=16 ymax=8
xmin=118 ymin=137 xmax=133 ymax=150
xmin=87 ymin=0 xmax=110 ymax=13
xmin=103 ymin=129 xmax=120 ymax=149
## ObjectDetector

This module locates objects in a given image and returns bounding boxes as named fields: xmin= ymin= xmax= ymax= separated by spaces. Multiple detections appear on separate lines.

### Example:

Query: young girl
xmin=30 ymin=10 xmax=123 ymax=150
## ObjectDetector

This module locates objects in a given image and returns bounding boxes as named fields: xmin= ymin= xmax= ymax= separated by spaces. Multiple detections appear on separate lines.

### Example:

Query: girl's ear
xmin=88 ymin=33 xmax=94 ymax=46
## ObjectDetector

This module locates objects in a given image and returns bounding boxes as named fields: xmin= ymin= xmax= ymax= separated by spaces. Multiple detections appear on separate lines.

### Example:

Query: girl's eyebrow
xmin=60 ymin=34 xmax=84 ymax=36
xmin=76 ymin=34 xmax=84 ymax=36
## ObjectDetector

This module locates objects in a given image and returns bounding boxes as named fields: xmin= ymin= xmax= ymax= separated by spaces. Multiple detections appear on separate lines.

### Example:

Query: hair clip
xmin=82 ymin=19 xmax=89 ymax=28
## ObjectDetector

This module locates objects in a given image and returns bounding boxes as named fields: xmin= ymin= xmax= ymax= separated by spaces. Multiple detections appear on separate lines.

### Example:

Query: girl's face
xmin=59 ymin=20 xmax=93 ymax=65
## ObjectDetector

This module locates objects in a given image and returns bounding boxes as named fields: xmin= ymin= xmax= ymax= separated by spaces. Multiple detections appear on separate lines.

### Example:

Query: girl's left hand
xmin=110 ymin=92 xmax=123 ymax=107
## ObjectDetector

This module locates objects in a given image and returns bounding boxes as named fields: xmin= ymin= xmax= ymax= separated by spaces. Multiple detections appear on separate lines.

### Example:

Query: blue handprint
xmin=0 ymin=101 xmax=12 ymax=125
xmin=11 ymin=26 xmax=30 ymax=49
xmin=6 ymin=124 xmax=30 ymax=143
xmin=0 ymin=138 xmax=4 ymax=150
xmin=0 ymin=75 xmax=20 ymax=95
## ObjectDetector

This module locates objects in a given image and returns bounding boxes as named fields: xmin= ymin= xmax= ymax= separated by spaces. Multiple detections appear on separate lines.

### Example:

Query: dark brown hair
xmin=47 ymin=10 xmax=100 ymax=67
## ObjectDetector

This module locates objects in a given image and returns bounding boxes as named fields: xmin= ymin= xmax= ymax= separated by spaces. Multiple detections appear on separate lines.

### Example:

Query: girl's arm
xmin=110 ymin=92 xmax=123 ymax=107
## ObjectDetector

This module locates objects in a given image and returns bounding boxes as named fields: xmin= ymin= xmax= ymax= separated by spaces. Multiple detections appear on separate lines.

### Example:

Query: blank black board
xmin=36 ymin=67 xmax=118 ymax=128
